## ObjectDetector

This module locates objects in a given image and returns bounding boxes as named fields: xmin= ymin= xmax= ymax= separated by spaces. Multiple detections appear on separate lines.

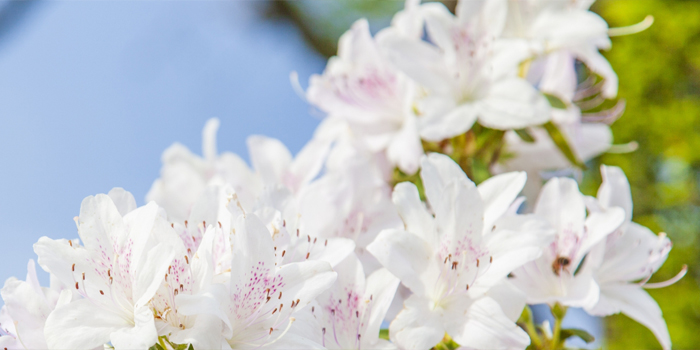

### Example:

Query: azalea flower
xmin=174 ymin=212 xmax=338 ymax=349
xmin=307 ymin=18 xmax=424 ymax=174
xmin=379 ymin=0 xmax=550 ymax=141
xmin=510 ymin=176 xmax=625 ymax=308
xmin=148 ymin=119 xmax=329 ymax=222
xmin=34 ymin=189 xmax=177 ymax=349
xmin=0 ymin=260 xmax=72 ymax=349
xmin=501 ymin=0 xmax=618 ymax=98
xmin=367 ymin=154 xmax=552 ymax=349
xmin=309 ymin=253 xmax=400 ymax=350
xmin=584 ymin=165 xmax=685 ymax=350
xmin=147 ymin=118 xmax=260 ymax=222
xmin=298 ymin=141 xmax=401 ymax=274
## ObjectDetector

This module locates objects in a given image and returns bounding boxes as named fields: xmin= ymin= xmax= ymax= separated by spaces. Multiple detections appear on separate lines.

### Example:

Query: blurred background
xmin=0 ymin=0 xmax=697 ymax=348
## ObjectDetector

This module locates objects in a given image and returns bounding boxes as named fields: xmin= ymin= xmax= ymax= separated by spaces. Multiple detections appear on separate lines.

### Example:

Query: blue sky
xmin=0 ymin=1 xmax=325 ymax=285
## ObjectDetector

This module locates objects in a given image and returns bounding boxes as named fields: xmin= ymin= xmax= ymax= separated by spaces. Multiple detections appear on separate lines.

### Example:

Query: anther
xmin=71 ymin=264 xmax=75 ymax=271
xmin=185 ymin=256 xmax=189 ymax=264
xmin=307 ymin=235 xmax=311 ymax=243
xmin=476 ymin=259 xmax=480 ymax=267
xmin=75 ymin=282 xmax=79 ymax=289
xmin=107 ymin=269 xmax=111 ymax=277
xmin=109 ymin=277 xmax=113 ymax=284
xmin=296 ymin=229 xmax=300 ymax=237
xmin=322 ymin=327 xmax=326 ymax=334
xmin=69 ymin=240 xmax=72 ymax=247
xmin=184 ymin=220 xmax=188 ymax=228
xmin=279 ymin=303 xmax=283 ymax=312
xmin=272 ymin=308 xmax=277 ymax=315
xmin=305 ymin=252 xmax=310 ymax=259
xmin=490 ymin=256 xmax=493 ymax=263
xmin=82 ymin=272 xmax=85 ymax=280
xmin=324 ymin=240 xmax=328 ymax=246
xmin=282 ymin=250 xmax=286 ymax=257
xmin=180 ymin=284 xmax=184 ymax=292
xmin=203 ymin=220 xmax=206 ymax=227
xmin=466 ymin=284 xmax=469 ymax=290
xmin=283 ymin=220 xmax=286 ymax=227
xmin=269 ymin=327 xmax=274 ymax=335
xmin=171 ymin=223 xmax=174 ymax=228
xmin=174 ymin=289 xmax=179 ymax=296
xmin=452 ymin=262 xmax=458 ymax=270
xmin=100 ymin=290 xmax=104 ymax=295
xmin=356 ymin=311 xmax=359 ymax=318
xmin=311 ymin=306 xmax=315 ymax=313
xmin=313 ymin=238 xmax=317 ymax=244
xmin=278 ymin=291 xmax=282 ymax=299
xmin=218 ymin=221 xmax=222 ymax=228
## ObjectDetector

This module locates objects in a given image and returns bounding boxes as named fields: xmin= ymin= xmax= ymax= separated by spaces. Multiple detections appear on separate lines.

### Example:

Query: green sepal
xmin=514 ymin=128 xmax=536 ymax=143
xmin=379 ymin=329 xmax=390 ymax=340
xmin=542 ymin=122 xmax=587 ymax=169
xmin=560 ymin=328 xmax=596 ymax=343
xmin=543 ymin=93 xmax=568 ymax=109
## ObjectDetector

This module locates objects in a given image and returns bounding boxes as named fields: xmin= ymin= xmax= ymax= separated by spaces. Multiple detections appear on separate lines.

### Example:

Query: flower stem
xmin=550 ymin=303 xmax=568 ymax=350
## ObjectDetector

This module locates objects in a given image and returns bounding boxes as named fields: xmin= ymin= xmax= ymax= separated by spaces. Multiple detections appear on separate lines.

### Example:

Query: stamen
xmin=100 ymin=290 xmax=104 ymax=295
xmin=71 ymin=264 xmax=75 ymax=272
xmin=75 ymin=282 xmax=79 ymax=289
xmin=643 ymin=265 xmax=687 ymax=289
xmin=218 ymin=221 xmax=222 ymax=228
xmin=185 ymin=256 xmax=189 ymax=264
xmin=608 ymin=15 xmax=654 ymax=36
xmin=184 ymin=220 xmax=188 ymax=228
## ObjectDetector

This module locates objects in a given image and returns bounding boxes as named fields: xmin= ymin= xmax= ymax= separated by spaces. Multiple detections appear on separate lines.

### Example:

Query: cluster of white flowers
xmin=0 ymin=1 xmax=683 ymax=349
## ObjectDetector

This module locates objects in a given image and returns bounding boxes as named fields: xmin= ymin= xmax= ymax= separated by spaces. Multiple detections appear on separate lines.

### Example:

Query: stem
xmin=550 ymin=303 xmax=568 ymax=350
xmin=517 ymin=305 xmax=543 ymax=349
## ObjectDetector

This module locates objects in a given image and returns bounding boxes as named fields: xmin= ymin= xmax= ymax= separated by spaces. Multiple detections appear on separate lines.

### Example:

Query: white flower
xmin=379 ymin=0 xmax=550 ymax=140
xmin=298 ymin=142 xmax=402 ymax=274
xmin=307 ymin=18 xmax=424 ymax=174
xmin=147 ymin=119 xmax=260 ymax=222
xmin=174 ymin=212 xmax=338 ymax=349
xmin=309 ymin=253 xmax=400 ymax=350
xmin=34 ymin=189 xmax=177 ymax=349
xmin=0 ymin=260 xmax=72 ymax=349
xmin=367 ymin=154 xmax=552 ymax=349
xmin=583 ymin=165 xmax=684 ymax=350
xmin=501 ymin=0 xmax=617 ymax=98
xmin=148 ymin=119 xmax=330 ymax=222
xmin=510 ymin=176 xmax=625 ymax=308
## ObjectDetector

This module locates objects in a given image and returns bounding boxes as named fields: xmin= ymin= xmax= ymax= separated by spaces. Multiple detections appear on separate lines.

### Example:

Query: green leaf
xmin=514 ymin=128 xmax=536 ymax=143
xmin=379 ymin=329 xmax=390 ymax=340
xmin=543 ymin=93 xmax=568 ymax=109
xmin=560 ymin=328 xmax=596 ymax=343
xmin=542 ymin=122 xmax=587 ymax=169
xmin=148 ymin=344 xmax=166 ymax=350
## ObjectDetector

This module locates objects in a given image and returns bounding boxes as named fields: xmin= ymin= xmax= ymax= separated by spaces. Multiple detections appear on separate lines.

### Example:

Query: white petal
xmin=367 ymin=229 xmax=436 ymax=296
xmin=364 ymin=268 xmax=401 ymax=339
xmin=288 ymin=138 xmax=332 ymax=191
xmin=420 ymin=153 xmax=474 ymax=211
xmin=247 ymin=135 xmax=293 ymax=185
xmin=107 ymin=188 xmax=137 ymax=217
xmin=478 ymin=78 xmax=551 ymax=130
xmin=133 ymin=242 xmax=175 ymax=308
xmin=110 ymin=305 xmax=158 ymax=350
xmin=587 ymin=284 xmax=670 ymax=350
xmin=202 ymin=118 xmax=220 ymax=161
xmin=230 ymin=214 xmax=275 ymax=292
xmin=168 ymin=314 xmax=226 ymax=350
xmin=392 ymin=182 xmax=437 ymax=247
xmin=387 ymin=114 xmax=424 ymax=175
xmin=44 ymin=299 xmax=130 ymax=350
xmin=389 ymin=295 xmax=445 ymax=350
xmin=477 ymin=172 xmax=526 ymax=231
xmin=448 ymin=297 xmax=530 ymax=350
xmin=597 ymin=165 xmax=633 ymax=222
xmin=419 ymin=103 xmax=479 ymax=142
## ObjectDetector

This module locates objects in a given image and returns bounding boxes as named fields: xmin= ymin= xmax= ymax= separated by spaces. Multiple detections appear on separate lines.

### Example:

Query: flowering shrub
xmin=0 ymin=1 xmax=686 ymax=349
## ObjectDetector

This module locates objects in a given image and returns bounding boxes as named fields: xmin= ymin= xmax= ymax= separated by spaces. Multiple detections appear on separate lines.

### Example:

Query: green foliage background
xmin=275 ymin=0 xmax=700 ymax=348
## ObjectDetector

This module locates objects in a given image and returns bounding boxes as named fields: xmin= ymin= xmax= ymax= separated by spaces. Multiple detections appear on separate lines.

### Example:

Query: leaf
xmin=514 ymin=128 xmax=536 ymax=143
xmin=560 ymin=328 xmax=596 ymax=343
xmin=542 ymin=122 xmax=587 ymax=170
xmin=379 ymin=329 xmax=390 ymax=340
xmin=543 ymin=93 xmax=568 ymax=109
